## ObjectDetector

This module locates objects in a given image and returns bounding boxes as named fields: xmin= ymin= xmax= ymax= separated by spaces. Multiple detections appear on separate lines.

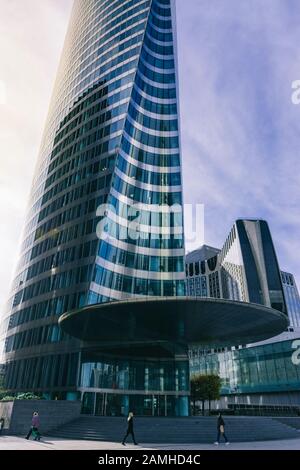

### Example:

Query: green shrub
xmin=0 ymin=392 xmax=42 ymax=401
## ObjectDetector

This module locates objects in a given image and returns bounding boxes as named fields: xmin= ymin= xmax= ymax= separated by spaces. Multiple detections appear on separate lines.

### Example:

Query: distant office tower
xmin=0 ymin=0 xmax=185 ymax=407
xmin=186 ymin=219 xmax=287 ymax=314
xmin=281 ymin=272 xmax=300 ymax=328
xmin=187 ymin=221 xmax=300 ymax=410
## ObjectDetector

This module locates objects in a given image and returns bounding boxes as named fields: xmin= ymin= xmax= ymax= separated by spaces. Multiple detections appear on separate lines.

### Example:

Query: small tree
xmin=190 ymin=374 xmax=222 ymax=415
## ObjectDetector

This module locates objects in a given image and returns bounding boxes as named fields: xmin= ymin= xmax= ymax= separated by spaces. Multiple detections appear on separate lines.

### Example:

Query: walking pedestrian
xmin=0 ymin=417 xmax=4 ymax=434
xmin=25 ymin=412 xmax=41 ymax=441
xmin=122 ymin=412 xmax=138 ymax=446
xmin=214 ymin=412 xmax=229 ymax=445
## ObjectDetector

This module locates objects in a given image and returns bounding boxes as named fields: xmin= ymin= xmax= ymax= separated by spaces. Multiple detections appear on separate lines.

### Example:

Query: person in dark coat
xmin=214 ymin=413 xmax=229 ymax=445
xmin=25 ymin=412 xmax=41 ymax=441
xmin=0 ymin=417 xmax=4 ymax=434
xmin=122 ymin=412 xmax=138 ymax=446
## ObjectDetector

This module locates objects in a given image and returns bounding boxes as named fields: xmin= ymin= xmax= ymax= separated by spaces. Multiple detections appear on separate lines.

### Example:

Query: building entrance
xmin=81 ymin=391 xmax=189 ymax=417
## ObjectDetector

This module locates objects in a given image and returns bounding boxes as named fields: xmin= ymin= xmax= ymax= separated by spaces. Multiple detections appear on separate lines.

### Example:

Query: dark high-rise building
xmin=186 ymin=219 xmax=287 ymax=313
xmin=0 ymin=3 xmax=287 ymax=416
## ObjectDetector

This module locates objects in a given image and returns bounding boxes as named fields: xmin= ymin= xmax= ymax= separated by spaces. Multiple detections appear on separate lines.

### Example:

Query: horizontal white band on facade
xmin=57 ymin=19 xmax=147 ymax=107
xmin=55 ymin=8 xmax=149 ymax=104
xmin=89 ymin=283 xmax=146 ymax=301
xmin=74 ymin=0 xmax=149 ymax=62
xmin=156 ymin=0 xmax=172 ymax=9
xmin=57 ymin=96 xmax=130 ymax=138
xmin=137 ymin=69 xmax=176 ymax=91
xmin=139 ymin=55 xmax=175 ymax=76
xmin=133 ymin=83 xmax=177 ymax=105
xmin=46 ymin=60 xmax=139 ymax=150
xmin=73 ymin=31 xmax=144 ymax=87
xmin=151 ymin=10 xmax=172 ymax=22
xmin=74 ymin=5 xmax=147 ymax=70
xmin=95 ymin=256 xmax=186 ymax=281
xmin=130 ymin=98 xmax=177 ymax=121
xmin=39 ymin=70 xmax=136 ymax=169
xmin=123 ymin=131 xmax=179 ymax=154
xmin=110 ymin=187 xmax=183 ymax=214
xmin=100 ymin=233 xmax=185 ymax=257
xmin=148 ymin=18 xmax=173 ymax=35
xmin=69 ymin=46 xmax=141 ymax=101
xmin=114 ymin=166 xmax=182 ymax=193
xmin=118 ymin=148 xmax=181 ymax=174
xmin=142 ymin=42 xmax=174 ymax=61
xmin=145 ymin=31 xmax=173 ymax=48
xmin=103 ymin=207 xmax=184 ymax=236
xmin=126 ymin=114 xmax=178 ymax=138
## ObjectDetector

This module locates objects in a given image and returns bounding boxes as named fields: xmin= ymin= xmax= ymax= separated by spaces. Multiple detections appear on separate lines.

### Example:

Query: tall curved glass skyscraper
xmin=0 ymin=0 xmax=187 ymax=413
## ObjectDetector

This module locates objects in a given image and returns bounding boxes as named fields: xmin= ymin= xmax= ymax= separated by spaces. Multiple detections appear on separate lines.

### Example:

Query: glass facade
xmin=0 ymin=0 xmax=187 ymax=414
xmin=190 ymin=339 xmax=300 ymax=396
xmin=80 ymin=353 xmax=189 ymax=416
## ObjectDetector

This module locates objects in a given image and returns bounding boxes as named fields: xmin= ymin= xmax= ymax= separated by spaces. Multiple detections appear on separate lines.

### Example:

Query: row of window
xmin=57 ymin=76 xmax=133 ymax=142
xmin=117 ymin=154 xmax=181 ymax=187
xmin=125 ymin=119 xmax=179 ymax=149
xmin=8 ymin=291 xmax=87 ymax=331
xmin=13 ymin=263 xmax=94 ymax=307
xmin=20 ymin=202 xmax=109 ymax=275
xmin=109 ymin=194 xmax=183 ymax=229
xmin=112 ymin=172 xmax=182 ymax=205
xmin=72 ymin=0 xmax=143 ymax=59
xmin=52 ymin=111 xmax=125 ymax=160
xmin=93 ymin=265 xmax=185 ymax=296
xmin=4 ymin=353 xmax=79 ymax=391
xmin=17 ymin=239 xmax=99 ymax=288
xmin=144 ymin=31 xmax=174 ymax=56
xmin=98 ymin=239 xmax=184 ymax=273
xmin=147 ymin=20 xmax=173 ymax=44
xmin=128 ymin=102 xmax=178 ymax=133
xmin=45 ymin=151 xmax=115 ymax=205
xmin=121 ymin=134 xmax=180 ymax=167
xmin=26 ymin=130 xmax=120 ymax=238
xmin=132 ymin=86 xmax=178 ymax=117
xmin=98 ymin=218 xmax=184 ymax=250
xmin=73 ymin=25 xmax=144 ymax=89
xmin=62 ymin=12 xmax=147 ymax=109
xmin=149 ymin=11 xmax=172 ymax=30
xmin=52 ymin=52 xmax=137 ymax=137
xmin=72 ymin=0 xmax=149 ymax=67
xmin=135 ymin=73 xmax=177 ymax=100
xmin=5 ymin=324 xmax=66 ymax=353
xmin=53 ymin=89 xmax=130 ymax=154
xmin=139 ymin=59 xmax=176 ymax=86
xmin=152 ymin=0 xmax=171 ymax=17
xmin=57 ymin=1 xmax=148 ymax=103
xmin=39 ymin=172 xmax=112 ymax=227
xmin=141 ymin=46 xmax=175 ymax=71
xmin=33 ymin=177 xmax=111 ymax=243
xmin=69 ymin=42 xmax=141 ymax=104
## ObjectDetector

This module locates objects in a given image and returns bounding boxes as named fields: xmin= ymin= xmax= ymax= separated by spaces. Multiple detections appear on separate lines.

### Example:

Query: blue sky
xmin=0 ymin=0 xmax=299 ymax=310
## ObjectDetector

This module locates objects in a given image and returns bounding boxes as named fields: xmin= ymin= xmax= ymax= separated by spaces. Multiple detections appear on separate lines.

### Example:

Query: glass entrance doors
xmin=81 ymin=392 xmax=189 ymax=416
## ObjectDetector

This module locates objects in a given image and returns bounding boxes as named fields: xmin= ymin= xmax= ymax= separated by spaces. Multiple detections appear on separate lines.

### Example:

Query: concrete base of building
xmin=0 ymin=400 xmax=81 ymax=435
